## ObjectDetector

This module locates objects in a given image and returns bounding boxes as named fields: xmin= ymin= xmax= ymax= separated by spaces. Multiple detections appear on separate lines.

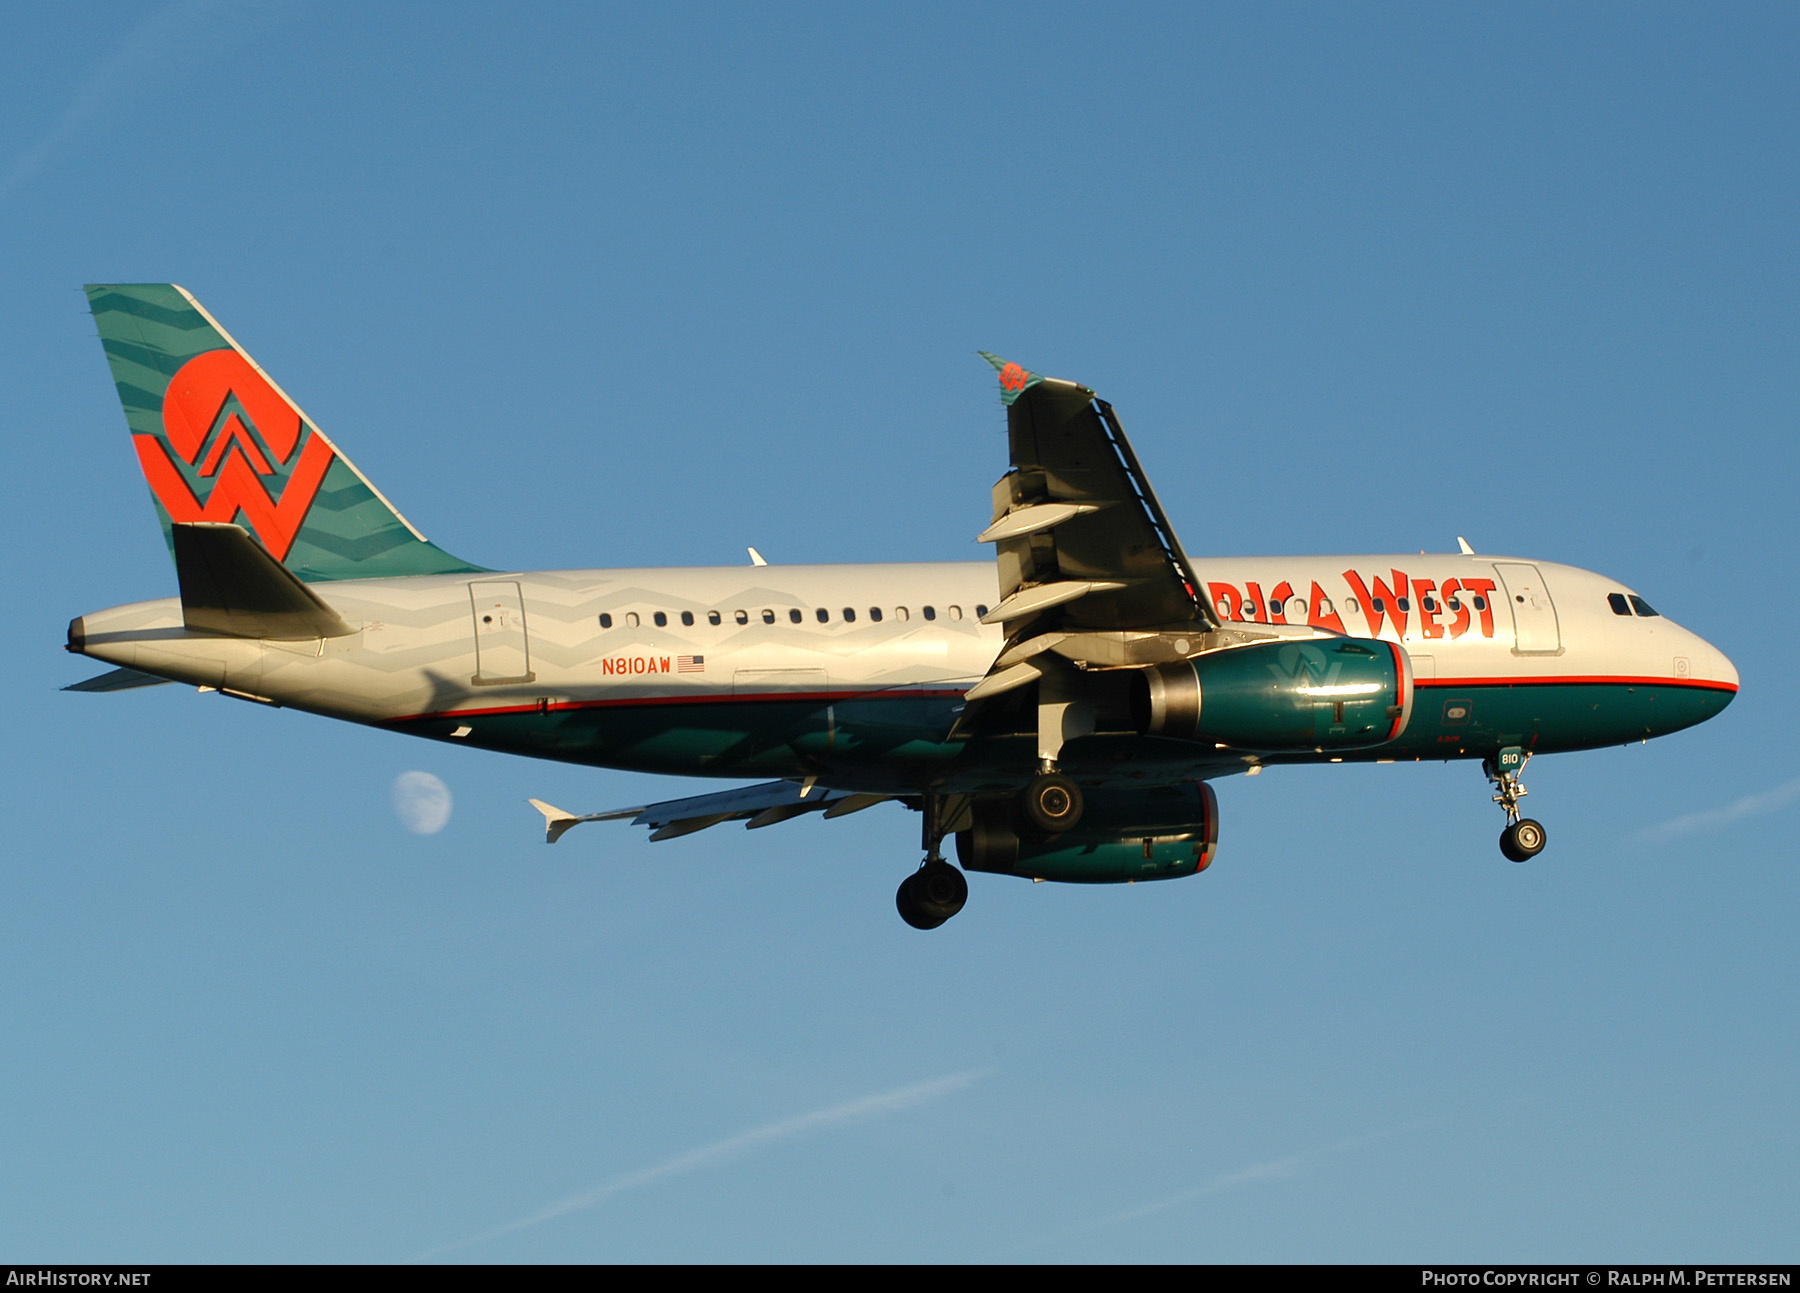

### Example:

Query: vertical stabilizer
xmin=85 ymin=283 xmax=483 ymax=581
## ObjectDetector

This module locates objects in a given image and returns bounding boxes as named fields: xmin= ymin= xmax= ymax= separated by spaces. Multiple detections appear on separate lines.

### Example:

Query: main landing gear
xmin=1021 ymin=770 xmax=1083 ymax=838
xmin=1485 ymin=747 xmax=1547 ymax=863
xmin=895 ymin=772 xmax=1089 ymax=929
xmin=897 ymin=792 xmax=969 ymax=930
xmin=896 ymin=859 xmax=968 ymax=930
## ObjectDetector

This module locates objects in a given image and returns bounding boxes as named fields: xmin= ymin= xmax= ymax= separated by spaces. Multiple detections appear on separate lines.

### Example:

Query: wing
xmin=976 ymin=353 xmax=1215 ymax=636
xmin=960 ymin=356 xmax=1223 ymax=711
xmin=529 ymin=781 xmax=894 ymax=844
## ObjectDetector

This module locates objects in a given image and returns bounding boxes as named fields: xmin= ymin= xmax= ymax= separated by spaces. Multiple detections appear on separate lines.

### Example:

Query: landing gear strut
xmin=897 ymin=792 xmax=969 ymax=930
xmin=1485 ymin=747 xmax=1547 ymax=862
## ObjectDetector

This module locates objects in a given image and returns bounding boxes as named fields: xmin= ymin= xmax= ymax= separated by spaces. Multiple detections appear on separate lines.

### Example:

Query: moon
xmin=392 ymin=770 xmax=453 ymax=835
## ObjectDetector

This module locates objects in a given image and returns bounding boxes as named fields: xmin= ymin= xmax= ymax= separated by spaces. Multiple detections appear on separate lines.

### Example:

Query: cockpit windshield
xmin=1628 ymin=595 xmax=1659 ymax=618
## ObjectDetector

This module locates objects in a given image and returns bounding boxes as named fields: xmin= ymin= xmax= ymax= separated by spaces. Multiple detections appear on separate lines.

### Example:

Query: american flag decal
xmin=678 ymin=655 xmax=706 ymax=673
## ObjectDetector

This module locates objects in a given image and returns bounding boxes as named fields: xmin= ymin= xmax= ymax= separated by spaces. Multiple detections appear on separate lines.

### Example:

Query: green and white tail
xmin=86 ymin=283 xmax=482 ymax=582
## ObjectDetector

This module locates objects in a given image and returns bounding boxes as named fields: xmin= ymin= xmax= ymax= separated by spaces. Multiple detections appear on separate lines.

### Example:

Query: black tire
xmin=1022 ymin=772 xmax=1084 ymax=836
xmin=1499 ymin=819 xmax=1547 ymax=863
xmin=918 ymin=861 xmax=968 ymax=913
xmin=1511 ymin=818 xmax=1547 ymax=859
xmin=896 ymin=863 xmax=966 ymax=929
xmin=896 ymin=873 xmax=947 ymax=930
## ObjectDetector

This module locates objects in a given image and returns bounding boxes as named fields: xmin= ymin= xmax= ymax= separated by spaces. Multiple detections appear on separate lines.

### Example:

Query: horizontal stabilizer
xmin=531 ymin=780 xmax=895 ymax=844
xmin=528 ymin=798 xmax=637 ymax=844
xmin=173 ymin=522 xmax=357 ymax=640
xmin=63 ymin=666 xmax=174 ymax=692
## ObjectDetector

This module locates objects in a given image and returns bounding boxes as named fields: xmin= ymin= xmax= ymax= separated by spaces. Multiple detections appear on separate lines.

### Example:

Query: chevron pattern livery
xmin=86 ymin=284 xmax=483 ymax=582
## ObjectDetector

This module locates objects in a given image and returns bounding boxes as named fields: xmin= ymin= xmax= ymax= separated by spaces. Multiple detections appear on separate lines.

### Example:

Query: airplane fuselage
xmin=70 ymin=552 xmax=1738 ymax=795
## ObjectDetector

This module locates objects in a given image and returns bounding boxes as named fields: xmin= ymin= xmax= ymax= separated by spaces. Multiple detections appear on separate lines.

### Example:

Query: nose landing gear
xmin=1485 ymin=747 xmax=1547 ymax=862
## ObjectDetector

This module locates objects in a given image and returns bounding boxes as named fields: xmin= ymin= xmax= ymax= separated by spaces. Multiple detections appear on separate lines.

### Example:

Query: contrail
xmin=1002 ymin=1115 xmax=1446 ymax=1256
xmin=413 ymin=1067 xmax=992 ymax=1262
xmin=0 ymin=0 xmax=244 ymax=201
xmin=1636 ymin=773 xmax=1800 ymax=843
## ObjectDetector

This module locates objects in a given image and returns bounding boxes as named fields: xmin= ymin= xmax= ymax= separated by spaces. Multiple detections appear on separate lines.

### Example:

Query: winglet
xmin=978 ymin=352 xmax=1044 ymax=407
xmin=529 ymin=798 xmax=583 ymax=844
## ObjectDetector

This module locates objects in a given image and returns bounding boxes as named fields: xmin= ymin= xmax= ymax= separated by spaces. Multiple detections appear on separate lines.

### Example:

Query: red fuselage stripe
xmin=390 ymin=688 xmax=970 ymax=724
xmin=1417 ymin=675 xmax=1738 ymax=693
xmin=388 ymin=675 xmax=1734 ymax=726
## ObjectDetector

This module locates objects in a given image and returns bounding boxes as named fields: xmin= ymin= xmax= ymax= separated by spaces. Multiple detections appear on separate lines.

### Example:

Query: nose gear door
xmin=1492 ymin=563 xmax=1561 ymax=654
xmin=469 ymin=580 xmax=535 ymax=684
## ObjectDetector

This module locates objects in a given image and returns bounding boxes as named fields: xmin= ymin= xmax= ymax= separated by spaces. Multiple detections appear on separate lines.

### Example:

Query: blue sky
xmin=3 ymin=1 xmax=1796 ymax=1262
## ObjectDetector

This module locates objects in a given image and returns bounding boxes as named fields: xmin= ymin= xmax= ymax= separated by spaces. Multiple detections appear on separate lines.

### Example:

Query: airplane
xmin=65 ymin=284 xmax=1740 ymax=929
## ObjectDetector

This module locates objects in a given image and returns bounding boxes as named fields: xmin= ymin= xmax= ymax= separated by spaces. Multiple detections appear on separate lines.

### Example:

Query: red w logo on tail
xmin=132 ymin=349 xmax=335 ymax=561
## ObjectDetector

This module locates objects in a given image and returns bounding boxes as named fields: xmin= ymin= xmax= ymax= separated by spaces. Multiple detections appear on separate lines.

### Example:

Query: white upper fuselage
xmin=73 ymin=553 xmax=1736 ymax=730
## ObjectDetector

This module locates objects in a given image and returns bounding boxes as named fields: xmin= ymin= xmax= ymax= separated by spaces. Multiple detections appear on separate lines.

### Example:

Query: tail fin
xmin=85 ymin=284 xmax=483 ymax=582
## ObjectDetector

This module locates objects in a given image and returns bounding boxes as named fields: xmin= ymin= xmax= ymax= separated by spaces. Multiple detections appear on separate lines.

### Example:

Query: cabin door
xmin=1492 ymin=563 xmax=1561 ymax=654
xmin=469 ymin=580 xmax=536 ymax=684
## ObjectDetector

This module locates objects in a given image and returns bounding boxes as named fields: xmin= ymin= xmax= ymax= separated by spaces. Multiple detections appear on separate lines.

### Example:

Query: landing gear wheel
xmin=1021 ymin=772 xmax=1084 ymax=837
xmin=1499 ymin=818 xmax=1547 ymax=863
xmin=896 ymin=860 xmax=968 ymax=930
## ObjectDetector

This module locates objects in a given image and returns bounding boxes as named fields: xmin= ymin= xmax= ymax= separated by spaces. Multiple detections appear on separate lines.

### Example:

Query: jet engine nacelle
xmin=956 ymin=783 xmax=1219 ymax=883
xmin=1130 ymin=638 xmax=1412 ymax=752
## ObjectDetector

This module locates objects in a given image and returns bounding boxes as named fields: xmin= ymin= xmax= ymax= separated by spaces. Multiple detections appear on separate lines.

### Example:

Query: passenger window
xmin=734 ymin=610 xmax=748 ymax=625
xmin=1472 ymin=596 xmax=1487 ymax=612
xmin=1372 ymin=598 xmax=1385 ymax=614
xmin=1629 ymin=595 xmax=1659 ymax=617
xmin=1345 ymin=598 xmax=1359 ymax=616
xmin=1318 ymin=598 xmax=1333 ymax=616
xmin=1421 ymin=596 xmax=1437 ymax=612
xmin=599 ymin=612 xmax=612 ymax=628
xmin=816 ymin=608 xmax=829 ymax=623
xmin=762 ymin=609 xmax=776 ymax=624
xmin=869 ymin=607 xmax=883 ymax=622
xmin=708 ymin=611 xmax=722 ymax=626
xmin=843 ymin=607 xmax=856 ymax=622
xmin=625 ymin=612 xmax=640 ymax=628
xmin=1607 ymin=593 xmax=1632 ymax=616
xmin=922 ymin=605 xmax=936 ymax=621
xmin=681 ymin=611 xmax=694 ymax=627
xmin=976 ymin=604 xmax=989 ymax=618
xmin=948 ymin=605 xmax=963 ymax=620
xmin=894 ymin=606 xmax=909 ymax=621
xmin=789 ymin=608 xmax=803 ymax=623
xmin=653 ymin=611 xmax=667 ymax=627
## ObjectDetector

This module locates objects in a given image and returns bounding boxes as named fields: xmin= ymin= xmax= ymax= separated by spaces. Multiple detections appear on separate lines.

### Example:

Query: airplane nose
xmin=1713 ymin=643 xmax=1740 ymax=695
xmin=1692 ymin=632 xmax=1739 ymax=699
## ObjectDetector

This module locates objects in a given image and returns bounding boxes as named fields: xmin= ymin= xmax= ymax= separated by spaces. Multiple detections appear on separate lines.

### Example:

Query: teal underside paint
xmin=1380 ymin=680 xmax=1735 ymax=760
xmin=1004 ymin=833 xmax=1207 ymax=882
xmin=386 ymin=680 xmax=1734 ymax=789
